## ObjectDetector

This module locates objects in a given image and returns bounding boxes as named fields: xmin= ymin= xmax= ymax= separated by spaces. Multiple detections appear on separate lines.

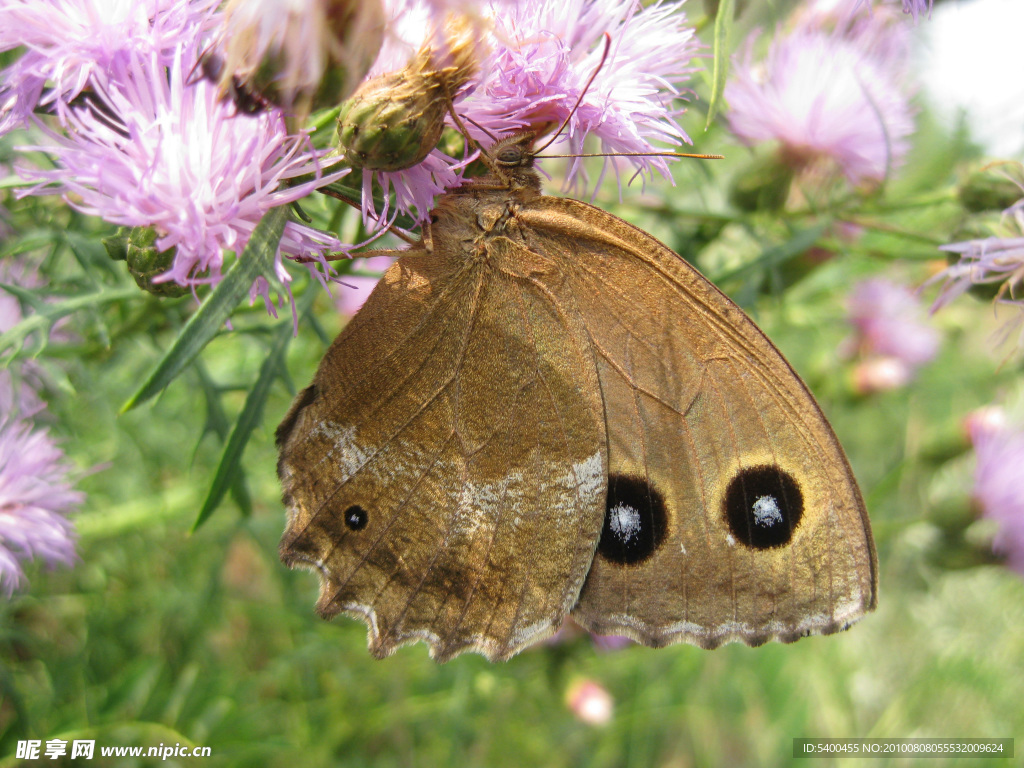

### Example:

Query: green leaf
xmin=65 ymin=230 xmax=121 ymax=281
xmin=192 ymin=286 xmax=317 ymax=530
xmin=715 ymin=224 xmax=828 ymax=286
xmin=705 ymin=0 xmax=735 ymax=131
xmin=717 ymin=224 xmax=829 ymax=309
xmin=120 ymin=206 xmax=289 ymax=413
xmin=192 ymin=360 xmax=253 ymax=516
xmin=0 ymin=284 xmax=138 ymax=363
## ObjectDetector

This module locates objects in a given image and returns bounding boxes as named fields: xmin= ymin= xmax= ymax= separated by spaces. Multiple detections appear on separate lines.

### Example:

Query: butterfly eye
xmin=723 ymin=465 xmax=803 ymax=549
xmin=496 ymin=147 xmax=521 ymax=165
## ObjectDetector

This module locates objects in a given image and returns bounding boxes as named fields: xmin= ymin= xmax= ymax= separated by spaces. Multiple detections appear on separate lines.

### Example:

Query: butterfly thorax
xmin=425 ymin=132 xmax=545 ymax=258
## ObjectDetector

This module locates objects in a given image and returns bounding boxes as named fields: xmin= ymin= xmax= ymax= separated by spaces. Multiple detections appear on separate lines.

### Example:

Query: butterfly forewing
xmin=515 ymin=198 xmax=877 ymax=648
xmin=277 ymin=244 xmax=607 ymax=661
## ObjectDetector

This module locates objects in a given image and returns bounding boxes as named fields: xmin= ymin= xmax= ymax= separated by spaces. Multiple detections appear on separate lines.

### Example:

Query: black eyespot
xmin=723 ymin=465 xmax=803 ymax=549
xmin=275 ymin=384 xmax=319 ymax=449
xmin=344 ymin=505 xmax=368 ymax=531
xmin=596 ymin=474 xmax=668 ymax=565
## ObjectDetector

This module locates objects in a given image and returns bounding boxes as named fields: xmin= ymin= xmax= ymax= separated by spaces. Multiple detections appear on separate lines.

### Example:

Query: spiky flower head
xmin=899 ymin=0 xmax=933 ymax=22
xmin=725 ymin=10 xmax=913 ymax=187
xmin=17 ymin=42 xmax=347 ymax=304
xmin=0 ymin=0 xmax=217 ymax=136
xmin=932 ymin=172 xmax=1024 ymax=345
xmin=970 ymin=420 xmax=1024 ymax=575
xmin=847 ymin=278 xmax=940 ymax=367
xmin=0 ymin=265 xmax=82 ymax=598
xmin=350 ymin=0 xmax=702 ymax=224
xmin=0 ymin=410 xmax=82 ymax=598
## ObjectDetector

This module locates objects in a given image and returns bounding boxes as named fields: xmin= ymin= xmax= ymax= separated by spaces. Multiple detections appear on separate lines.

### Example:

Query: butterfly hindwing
xmin=277 ymin=244 xmax=607 ymax=661
xmin=517 ymin=198 xmax=877 ymax=648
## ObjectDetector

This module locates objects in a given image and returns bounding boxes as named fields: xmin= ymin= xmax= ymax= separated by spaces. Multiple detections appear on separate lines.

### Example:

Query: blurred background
xmin=1 ymin=0 xmax=1023 ymax=766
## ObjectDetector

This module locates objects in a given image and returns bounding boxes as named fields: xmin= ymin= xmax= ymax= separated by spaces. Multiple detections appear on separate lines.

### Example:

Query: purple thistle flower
xmin=462 ymin=0 xmax=700 ymax=184
xmin=851 ymin=0 xmax=933 ymax=24
xmin=900 ymin=0 xmax=933 ymax=23
xmin=589 ymin=632 xmax=633 ymax=652
xmin=970 ymin=422 xmax=1024 ymax=575
xmin=357 ymin=0 xmax=701 ymax=222
xmin=539 ymin=617 xmax=633 ymax=652
xmin=0 ymin=0 xmax=218 ymax=136
xmin=16 ymin=42 xmax=347 ymax=302
xmin=0 ymin=261 xmax=82 ymax=597
xmin=725 ymin=18 xmax=914 ymax=186
xmin=0 ymin=411 xmax=82 ymax=598
xmin=847 ymin=278 xmax=940 ymax=368
xmin=358 ymin=152 xmax=472 ymax=232
xmin=933 ymin=199 xmax=1024 ymax=331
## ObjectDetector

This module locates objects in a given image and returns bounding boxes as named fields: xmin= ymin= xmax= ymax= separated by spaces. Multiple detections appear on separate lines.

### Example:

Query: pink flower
xmin=848 ymin=278 xmax=940 ymax=365
xmin=963 ymin=405 xmax=1009 ymax=446
xmin=539 ymin=616 xmax=633 ymax=652
xmin=462 ymin=0 xmax=700 ymax=183
xmin=565 ymin=679 xmax=614 ymax=726
xmin=851 ymin=357 xmax=911 ymax=394
xmin=589 ymin=632 xmax=633 ymax=652
xmin=16 ymin=41 xmax=347 ymax=304
xmin=0 ymin=0 xmax=217 ymax=135
xmin=970 ymin=422 xmax=1024 ymax=575
xmin=355 ymin=0 xmax=702 ymax=222
xmin=854 ymin=0 xmax=933 ymax=24
xmin=902 ymin=0 xmax=933 ymax=21
xmin=932 ymin=197 xmax=1024 ymax=335
xmin=0 ymin=412 xmax=82 ymax=597
xmin=725 ymin=17 xmax=914 ymax=185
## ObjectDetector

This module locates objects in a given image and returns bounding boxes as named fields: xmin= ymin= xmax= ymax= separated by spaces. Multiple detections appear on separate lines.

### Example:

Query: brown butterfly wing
xmin=516 ymin=197 xmax=877 ymax=648
xmin=276 ymin=245 xmax=607 ymax=661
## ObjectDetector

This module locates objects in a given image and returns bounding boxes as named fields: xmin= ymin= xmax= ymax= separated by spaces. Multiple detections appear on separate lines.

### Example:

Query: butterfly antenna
xmin=441 ymin=80 xmax=504 ymax=175
xmin=539 ymin=151 xmax=725 ymax=161
xmin=187 ymin=46 xmax=213 ymax=87
xmin=533 ymin=32 xmax=612 ymax=155
xmin=462 ymin=114 xmax=499 ymax=143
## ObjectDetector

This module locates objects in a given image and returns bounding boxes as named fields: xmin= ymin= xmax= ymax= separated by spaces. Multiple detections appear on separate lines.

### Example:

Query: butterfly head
xmin=481 ymin=131 xmax=542 ymax=190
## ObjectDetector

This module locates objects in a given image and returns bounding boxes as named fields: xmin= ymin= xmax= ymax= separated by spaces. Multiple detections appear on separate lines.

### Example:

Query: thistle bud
xmin=104 ymin=227 xmax=188 ymax=298
xmin=958 ymin=163 xmax=1024 ymax=213
xmin=337 ymin=15 xmax=479 ymax=171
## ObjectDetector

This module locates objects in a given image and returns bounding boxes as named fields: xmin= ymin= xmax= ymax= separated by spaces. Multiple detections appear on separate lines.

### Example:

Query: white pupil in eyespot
xmin=609 ymin=502 xmax=642 ymax=542
xmin=752 ymin=495 xmax=783 ymax=527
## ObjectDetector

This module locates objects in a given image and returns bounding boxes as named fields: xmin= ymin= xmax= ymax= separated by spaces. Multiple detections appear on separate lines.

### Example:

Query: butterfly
xmin=275 ymin=130 xmax=877 ymax=662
